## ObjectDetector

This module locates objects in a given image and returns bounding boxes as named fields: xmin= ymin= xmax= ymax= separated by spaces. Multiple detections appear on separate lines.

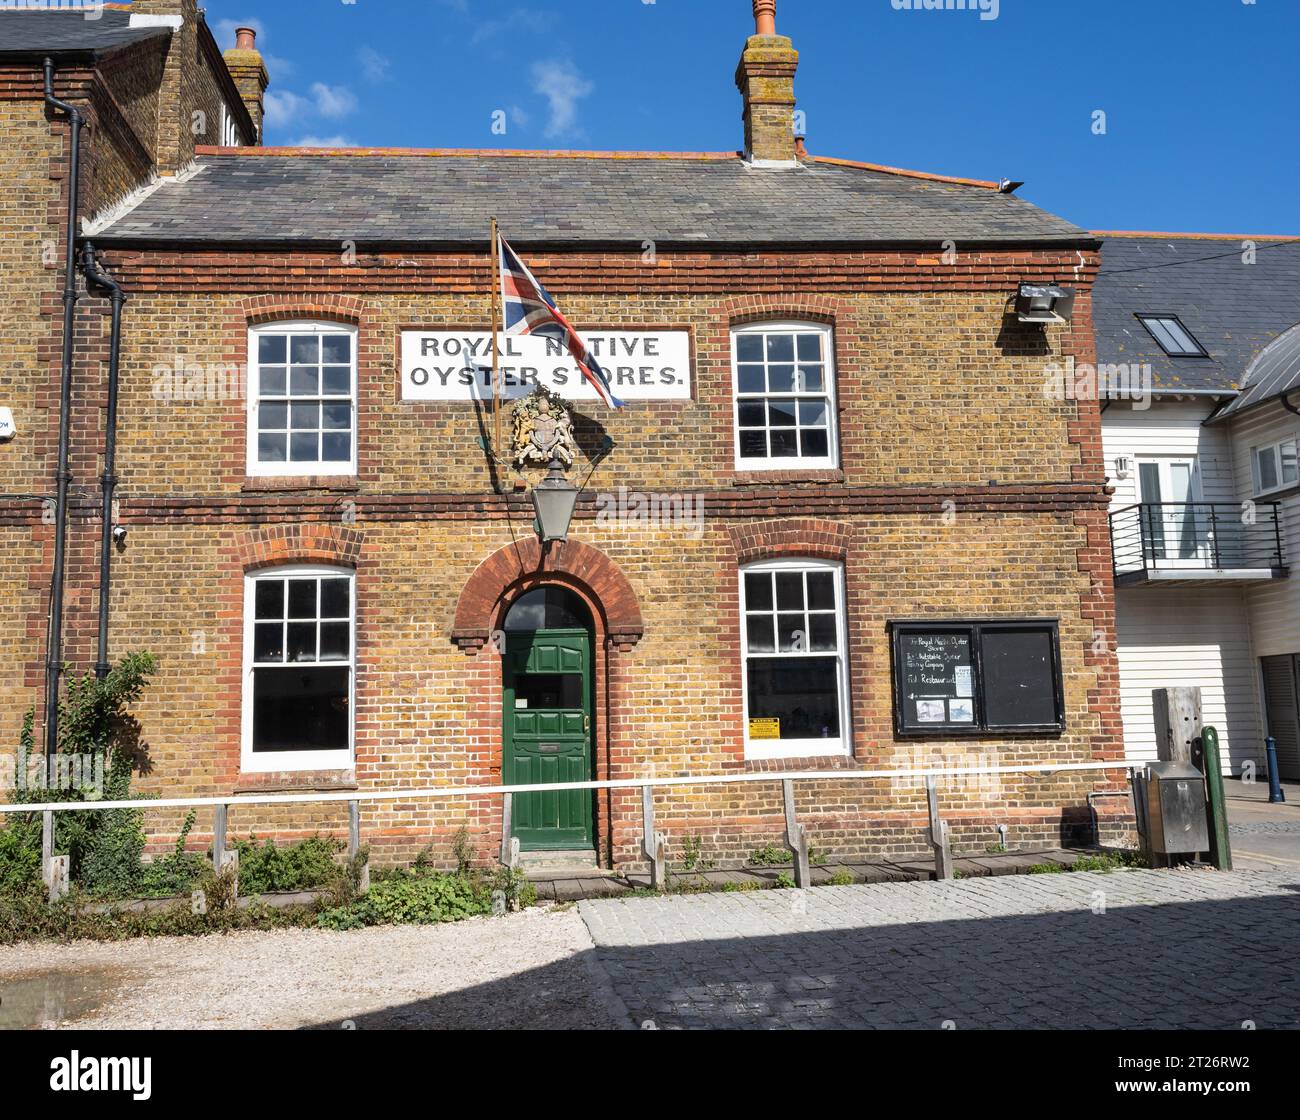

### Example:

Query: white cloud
xmin=358 ymin=45 xmax=390 ymax=84
xmin=263 ymin=89 xmax=309 ymax=130
xmin=291 ymin=135 xmax=358 ymax=149
xmin=531 ymin=59 xmax=593 ymax=139
xmin=472 ymin=8 xmax=548 ymax=45
xmin=310 ymin=82 xmax=358 ymax=120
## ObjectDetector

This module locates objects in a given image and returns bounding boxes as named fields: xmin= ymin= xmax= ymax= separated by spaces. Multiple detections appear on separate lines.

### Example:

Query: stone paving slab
xmin=578 ymin=869 xmax=1300 ymax=1030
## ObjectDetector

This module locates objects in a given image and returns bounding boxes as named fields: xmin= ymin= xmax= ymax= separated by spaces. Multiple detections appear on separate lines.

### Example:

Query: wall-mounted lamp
xmin=1015 ymin=282 xmax=1076 ymax=324
xmin=1113 ymin=455 xmax=1131 ymax=480
xmin=530 ymin=458 xmax=579 ymax=544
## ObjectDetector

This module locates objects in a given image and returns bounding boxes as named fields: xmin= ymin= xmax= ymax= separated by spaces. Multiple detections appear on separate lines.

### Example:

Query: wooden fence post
xmin=500 ymin=792 xmax=519 ymax=870
xmin=926 ymin=775 xmax=953 ymax=880
xmin=641 ymin=785 xmax=666 ymax=890
xmin=782 ymin=779 xmax=810 ymax=888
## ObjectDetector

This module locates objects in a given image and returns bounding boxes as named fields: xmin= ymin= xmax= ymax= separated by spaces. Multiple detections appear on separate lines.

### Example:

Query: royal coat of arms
xmin=511 ymin=387 xmax=576 ymax=468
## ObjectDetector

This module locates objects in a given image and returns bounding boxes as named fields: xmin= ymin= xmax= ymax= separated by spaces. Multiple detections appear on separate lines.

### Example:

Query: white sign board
xmin=400 ymin=330 xmax=691 ymax=402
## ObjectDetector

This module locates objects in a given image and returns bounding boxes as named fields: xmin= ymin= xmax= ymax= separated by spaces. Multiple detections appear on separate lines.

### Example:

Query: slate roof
xmin=1093 ymin=234 xmax=1300 ymax=395
xmin=0 ymin=8 xmax=169 ymax=59
xmin=91 ymin=151 xmax=1091 ymax=248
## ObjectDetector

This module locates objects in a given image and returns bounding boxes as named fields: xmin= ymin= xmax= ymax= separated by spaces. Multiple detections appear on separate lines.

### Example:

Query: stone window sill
xmin=242 ymin=476 xmax=360 ymax=493
xmin=729 ymin=469 xmax=845 ymax=486
xmin=234 ymin=771 xmax=358 ymax=794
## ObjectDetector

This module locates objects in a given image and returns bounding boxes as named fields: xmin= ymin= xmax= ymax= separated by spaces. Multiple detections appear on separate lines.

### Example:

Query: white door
xmin=1138 ymin=458 xmax=1207 ymax=564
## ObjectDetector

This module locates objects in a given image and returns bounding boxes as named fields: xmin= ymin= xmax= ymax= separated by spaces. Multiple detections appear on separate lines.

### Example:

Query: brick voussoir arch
xmin=453 ymin=537 xmax=644 ymax=653
xmin=721 ymin=294 xmax=853 ymax=327
xmin=239 ymin=293 xmax=366 ymax=326
xmin=728 ymin=517 xmax=852 ymax=564
xmin=239 ymin=523 xmax=364 ymax=570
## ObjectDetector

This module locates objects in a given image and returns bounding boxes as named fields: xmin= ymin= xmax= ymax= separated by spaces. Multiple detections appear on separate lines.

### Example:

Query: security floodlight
xmin=1015 ymin=282 xmax=1076 ymax=324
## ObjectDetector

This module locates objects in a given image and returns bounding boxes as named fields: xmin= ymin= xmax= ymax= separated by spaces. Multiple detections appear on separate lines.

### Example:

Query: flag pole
xmin=489 ymin=216 xmax=503 ymax=459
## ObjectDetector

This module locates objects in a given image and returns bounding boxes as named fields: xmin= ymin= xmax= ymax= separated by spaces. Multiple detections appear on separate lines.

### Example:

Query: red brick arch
xmin=452 ymin=537 xmax=644 ymax=653
xmin=239 ymin=523 xmax=364 ymax=571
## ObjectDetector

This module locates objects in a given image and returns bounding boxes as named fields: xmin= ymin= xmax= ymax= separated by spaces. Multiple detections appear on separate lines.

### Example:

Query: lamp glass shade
xmin=531 ymin=470 xmax=579 ymax=542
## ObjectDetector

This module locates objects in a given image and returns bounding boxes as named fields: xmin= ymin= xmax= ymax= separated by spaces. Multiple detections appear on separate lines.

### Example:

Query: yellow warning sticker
xmin=748 ymin=717 xmax=781 ymax=739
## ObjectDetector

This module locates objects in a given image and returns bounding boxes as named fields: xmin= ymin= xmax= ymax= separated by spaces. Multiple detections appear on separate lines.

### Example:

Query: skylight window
xmin=1138 ymin=315 xmax=1207 ymax=357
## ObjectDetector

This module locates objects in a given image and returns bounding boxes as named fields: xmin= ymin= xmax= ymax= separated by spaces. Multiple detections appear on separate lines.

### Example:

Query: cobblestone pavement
xmin=578 ymin=869 xmax=1300 ymax=1030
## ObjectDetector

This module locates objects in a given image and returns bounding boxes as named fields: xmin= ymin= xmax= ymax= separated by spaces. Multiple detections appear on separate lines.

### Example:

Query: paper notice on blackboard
xmin=954 ymin=665 xmax=973 ymax=698
xmin=948 ymin=698 xmax=974 ymax=723
xmin=915 ymin=700 xmax=946 ymax=723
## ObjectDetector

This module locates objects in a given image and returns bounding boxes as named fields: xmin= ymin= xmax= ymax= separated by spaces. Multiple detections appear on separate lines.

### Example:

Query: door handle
xmin=583 ymin=714 xmax=590 ymax=734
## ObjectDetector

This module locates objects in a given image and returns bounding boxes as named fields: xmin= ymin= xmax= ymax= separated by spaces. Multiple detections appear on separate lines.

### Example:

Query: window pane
xmin=259 ymin=367 xmax=286 ymax=396
xmin=744 ymin=571 xmax=773 ymax=611
xmin=738 ymin=401 xmax=765 ymax=427
xmin=766 ymin=334 xmax=794 ymax=362
xmin=321 ymin=432 xmax=351 ymax=462
xmin=777 ymin=612 xmax=805 ymax=652
xmin=746 ymin=614 xmax=775 ymax=653
xmin=320 ymin=578 xmax=350 ymax=619
xmin=736 ymin=334 xmax=763 ymax=362
xmin=806 ymin=571 xmax=834 ymax=610
xmin=797 ymin=365 xmax=824 ymax=392
xmin=257 ymin=433 xmax=287 ymax=462
xmin=775 ymin=571 xmax=804 ymax=609
xmin=290 ymin=367 xmax=320 ymax=396
xmin=254 ymin=580 xmax=284 ymax=620
xmin=288 ymin=579 xmax=317 ymax=618
xmin=768 ymin=399 xmax=797 ymax=426
xmin=290 ymin=402 xmax=320 ymax=430
xmin=746 ymin=657 xmax=840 ymax=739
xmin=739 ymin=429 xmax=768 ymax=458
xmin=1258 ymin=448 xmax=1279 ymax=492
xmin=290 ymin=336 xmax=319 ymax=363
xmin=319 ymin=621 xmax=350 ymax=661
xmin=801 ymin=429 xmax=829 ymax=458
xmin=252 ymin=666 xmax=348 ymax=753
xmin=322 ymin=366 xmax=351 ymax=395
xmin=981 ymin=628 xmax=1059 ymax=728
xmin=513 ymin=673 xmax=584 ymax=709
xmin=290 ymin=432 xmax=320 ymax=461
xmin=258 ymin=335 xmax=287 ymax=363
xmin=798 ymin=400 xmax=828 ymax=426
xmin=1282 ymin=441 xmax=1299 ymax=484
xmin=258 ymin=401 xmax=287 ymax=431
xmin=809 ymin=614 xmax=838 ymax=652
xmin=767 ymin=364 xmax=795 ymax=392
xmin=321 ymin=335 xmax=351 ymax=363
xmin=287 ymin=622 xmax=317 ymax=662
xmin=322 ymin=402 xmax=351 ymax=430
xmin=737 ymin=365 xmax=765 ymax=394
xmin=769 ymin=429 xmax=798 ymax=457
xmin=796 ymin=334 xmax=822 ymax=361
xmin=253 ymin=622 xmax=284 ymax=662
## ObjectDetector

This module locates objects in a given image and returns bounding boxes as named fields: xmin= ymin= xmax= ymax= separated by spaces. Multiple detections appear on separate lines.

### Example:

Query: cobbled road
xmin=3 ymin=869 xmax=1297 ymax=1029
xmin=578 ymin=869 xmax=1300 ymax=1030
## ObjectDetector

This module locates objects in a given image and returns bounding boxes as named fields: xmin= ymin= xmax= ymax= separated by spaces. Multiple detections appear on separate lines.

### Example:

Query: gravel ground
xmin=0 ymin=906 xmax=628 ymax=1030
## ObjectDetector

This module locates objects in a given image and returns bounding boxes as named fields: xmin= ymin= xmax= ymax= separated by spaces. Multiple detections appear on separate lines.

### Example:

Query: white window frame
xmin=241 ymin=564 xmax=355 ymax=773
xmin=247 ymin=320 xmax=358 ymax=477
xmin=1252 ymin=436 xmax=1300 ymax=496
xmin=1137 ymin=315 xmax=1207 ymax=357
xmin=731 ymin=321 xmax=839 ymax=471
xmin=738 ymin=558 xmax=851 ymax=760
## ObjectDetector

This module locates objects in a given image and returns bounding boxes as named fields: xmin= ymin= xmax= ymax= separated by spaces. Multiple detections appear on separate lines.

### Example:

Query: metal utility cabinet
xmin=1145 ymin=761 xmax=1210 ymax=855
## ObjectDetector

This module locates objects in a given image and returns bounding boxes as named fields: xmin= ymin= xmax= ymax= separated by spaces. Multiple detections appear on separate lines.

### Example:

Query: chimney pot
xmin=753 ymin=0 xmax=777 ymax=36
xmin=235 ymin=26 xmax=257 ymax=50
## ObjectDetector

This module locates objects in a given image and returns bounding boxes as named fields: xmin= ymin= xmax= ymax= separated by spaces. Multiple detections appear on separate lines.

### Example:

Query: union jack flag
xmin=497 ymin=232 xmax=625 ymax=409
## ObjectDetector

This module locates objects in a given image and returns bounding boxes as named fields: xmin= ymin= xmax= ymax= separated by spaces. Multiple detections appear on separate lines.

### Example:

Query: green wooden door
xmin=502 ymin=628 xmax=593 ymax=849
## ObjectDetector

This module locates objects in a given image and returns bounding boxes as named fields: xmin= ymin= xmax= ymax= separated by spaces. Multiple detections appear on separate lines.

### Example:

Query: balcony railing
xmin=1110 ymin=501 xmax=1287 ymax=585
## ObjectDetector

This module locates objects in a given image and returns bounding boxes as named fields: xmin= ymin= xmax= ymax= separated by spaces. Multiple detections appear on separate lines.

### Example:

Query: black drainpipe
xmin=81 ymin=243 xmax=127 ymax=680
xmin=42 ymin=57 xmax=84 ymax=777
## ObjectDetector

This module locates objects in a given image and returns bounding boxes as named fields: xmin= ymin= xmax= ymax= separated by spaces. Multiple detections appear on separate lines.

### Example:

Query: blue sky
xmin=202 ymin=0 xmax=1299 ymax=235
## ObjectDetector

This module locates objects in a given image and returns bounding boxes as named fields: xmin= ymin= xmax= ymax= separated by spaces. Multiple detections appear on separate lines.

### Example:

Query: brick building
xmin=1 ymin=1 xmax=1126 ymax=870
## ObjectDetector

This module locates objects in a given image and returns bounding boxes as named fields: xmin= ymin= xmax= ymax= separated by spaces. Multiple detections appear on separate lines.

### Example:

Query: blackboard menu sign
xmin=897 ymin=630 xmax=976 ymax=731
xmin=891 ymin=621 xmax=1064 ymax=735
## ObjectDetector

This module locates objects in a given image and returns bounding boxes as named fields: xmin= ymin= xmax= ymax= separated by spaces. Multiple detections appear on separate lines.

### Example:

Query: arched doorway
xmin=500 ymin=586 xmax=595 ymax=851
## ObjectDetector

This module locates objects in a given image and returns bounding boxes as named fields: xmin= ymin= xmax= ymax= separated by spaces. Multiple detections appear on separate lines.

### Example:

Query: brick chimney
xmin=223 ymin=27 xmax=269 ymax=145
xmin=129 ymin=0 xmax=200 ymax=174
xmin=735 ymin=0 xmax=800 ymax=165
